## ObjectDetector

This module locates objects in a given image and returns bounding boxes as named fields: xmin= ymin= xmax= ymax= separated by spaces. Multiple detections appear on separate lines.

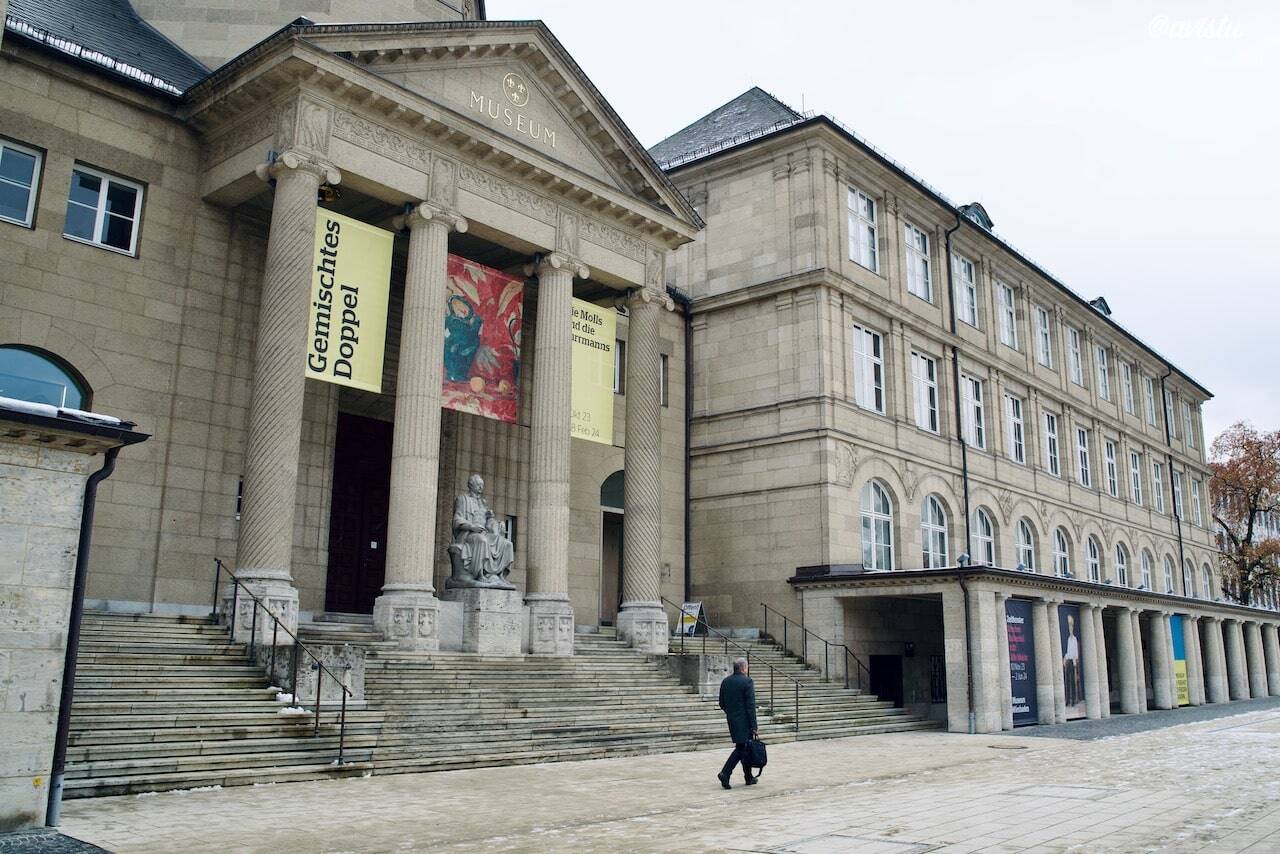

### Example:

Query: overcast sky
xmin=492 ymin=0 xmax=1279 ymax=445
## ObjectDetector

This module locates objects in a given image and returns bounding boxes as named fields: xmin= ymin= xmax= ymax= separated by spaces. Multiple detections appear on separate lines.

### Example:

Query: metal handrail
xmin=760 ymin=602 xmax=873 ymax=693
xmin=661 ymin=596 xmax=801 ymax=733
xmin=212 ymin=558 xmax=350 ymax=764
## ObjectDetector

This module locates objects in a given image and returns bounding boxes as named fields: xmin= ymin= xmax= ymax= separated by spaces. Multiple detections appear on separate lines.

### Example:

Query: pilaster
xmin=995 ymin=592 xmax=1013 ymax=731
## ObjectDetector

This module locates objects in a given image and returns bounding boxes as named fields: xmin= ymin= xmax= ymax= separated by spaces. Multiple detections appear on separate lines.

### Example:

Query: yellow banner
xmin=570 ymin=298 xmax=615 ymax=444
xmin=305 ymin=210 xmax=393 ymax=393
xmin=1174 ymin=660 xmax=1189 ymax=706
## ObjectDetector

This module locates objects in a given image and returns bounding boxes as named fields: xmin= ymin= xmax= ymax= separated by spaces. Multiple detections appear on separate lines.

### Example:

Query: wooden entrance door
xmin=324 ymin=413 xmax=394 ymax=614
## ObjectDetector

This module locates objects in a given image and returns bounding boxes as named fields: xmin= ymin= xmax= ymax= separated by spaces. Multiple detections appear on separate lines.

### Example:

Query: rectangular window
xmin=1121 ymin=362 xmax=1136 ymax=414
xmin=1005 ymin=394 xmax=1025 ymax=464
xmin=1192 ymin=478 xmax=1204 ymax=526
xmin=1183 ymin=402 xmax=1197 ymax=449
xmin=613 ymin=339 xmax=626 ymax=394
xmin=1096 ymin=345 xmax=1111 ymax=401
xmin=847 ymin=187 xmax=878 ymax=272
xmin=1152 ymin=461 xmax=1166 ymax=514
xmin=1076 ymin=427 xmax=1092 ymax=488
xmin=1034 ymin=305 xmax=1054 ymax=368
xmin=1066 ymin=326 xmax=1084 ymax=385
xmin=659 ymin=353 xmax=669 ymax=408
xmin=1164 ymin=389 xmax=1178 ymax=440
xmin=961 ymin=374 xmax=985 ymax=449
xmin=1105 ymin=439 xmax=1118 ymax=497
xmin=953 ymin=254 xmax=978 ymax=326
xmin=997 ymin=282 xmax=1018 ymax=349
xmin=851 ymin=325 xmax=885 ymax=414
xmin=1130 ymin=450 xmax=1144 ymax=506
xmin=1172 ymin=470 xmax=1184 ymax=519
xmin=911 ymin=351 xmax=939 ymax=433
xmin=904 ymin=223 xmax=932 ymax=301
xmin=0 ymin=139 xmax=42 ymax=227
xmin=1045 ymin=411 xmax=1061 ymax=477
xmin=64 ymin=164 xmax=143 ymax=255
xmin=1144 ymin=376 xmax=1157 ymax=425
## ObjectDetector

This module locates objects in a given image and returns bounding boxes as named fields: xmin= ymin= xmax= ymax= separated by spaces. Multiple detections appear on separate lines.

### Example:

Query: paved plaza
xmin=55 ymin=703 xmax=1280 ymax=853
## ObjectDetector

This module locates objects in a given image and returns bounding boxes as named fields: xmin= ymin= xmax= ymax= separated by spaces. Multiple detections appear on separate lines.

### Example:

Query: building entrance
xmin=600 ymin=512 xmax=624 ymax=625
xmin=324 ymin=413 xmax=394 ymax=614
xmin=869 ymin=654 xmax=905 ymax=708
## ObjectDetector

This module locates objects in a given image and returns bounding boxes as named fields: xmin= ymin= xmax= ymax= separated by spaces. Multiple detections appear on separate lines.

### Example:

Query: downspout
xmin=47 ymin=445 xmax=122 ymax=826
xmin=945 ymin=210 xmax=976 ymax=734
xmin=670 ymin=286 xmax=694 ymax=603
xmin=1160 ymin=367 xmax=1188 ymax=596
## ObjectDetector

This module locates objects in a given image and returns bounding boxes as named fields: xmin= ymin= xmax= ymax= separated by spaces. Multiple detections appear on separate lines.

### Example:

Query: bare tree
xmin=1210 ymin=422 xmax=1280 ymax=604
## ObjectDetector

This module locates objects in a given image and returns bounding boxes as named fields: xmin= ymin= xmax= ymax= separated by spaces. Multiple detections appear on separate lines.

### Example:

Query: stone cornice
xmin=0 ymin=409 xmax=150 ymax=454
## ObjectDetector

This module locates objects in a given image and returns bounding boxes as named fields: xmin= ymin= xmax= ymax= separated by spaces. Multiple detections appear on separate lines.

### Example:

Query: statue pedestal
xmin=442 ymin=588 xmax=523 ymax=655
xmin=525 ymin=595 xmax=575 ymax=656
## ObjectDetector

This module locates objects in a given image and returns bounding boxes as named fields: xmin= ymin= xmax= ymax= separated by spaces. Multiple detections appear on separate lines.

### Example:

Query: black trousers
xmin=720 ymin=742 xmax=753 ymax=780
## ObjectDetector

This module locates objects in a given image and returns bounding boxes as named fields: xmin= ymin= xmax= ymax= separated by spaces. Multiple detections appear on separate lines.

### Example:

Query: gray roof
xmin=648 ymin=86 xmax=802 ymax=168
xmin=5 ymin=0 xmax=208 ymax=95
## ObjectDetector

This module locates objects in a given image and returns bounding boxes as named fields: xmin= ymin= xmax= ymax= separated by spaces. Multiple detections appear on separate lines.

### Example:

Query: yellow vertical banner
xmin=305 ymin=210 xmax=393 ymax=393
xmin=571 ymin=298 xmax=615 ymax=444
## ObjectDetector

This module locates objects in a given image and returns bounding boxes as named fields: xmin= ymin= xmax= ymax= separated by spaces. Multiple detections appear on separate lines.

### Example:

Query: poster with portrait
xmin=441 ymin=254 xmax=523 ymax=423
xmin=1059 ymin=603 xmax=1086 ymax=720
xmin=1005 ymin=598 xmax=1038 ymax=726
xmin=1171 ymin=614 xmax=1190 ymax=706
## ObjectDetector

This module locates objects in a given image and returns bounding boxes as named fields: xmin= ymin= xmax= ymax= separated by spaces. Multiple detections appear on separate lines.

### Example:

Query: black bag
xmin=747 ymin=737 xmax=768 ymax=772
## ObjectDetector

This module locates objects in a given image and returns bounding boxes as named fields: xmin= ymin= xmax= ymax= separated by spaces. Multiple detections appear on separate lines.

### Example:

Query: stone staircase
xmin=64 ymin=612 xmax=938 ymax=797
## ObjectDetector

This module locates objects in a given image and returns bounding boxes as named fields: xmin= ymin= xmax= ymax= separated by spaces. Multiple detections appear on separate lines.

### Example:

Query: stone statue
xmin=446 ymin=474 xmax=516 ymax=590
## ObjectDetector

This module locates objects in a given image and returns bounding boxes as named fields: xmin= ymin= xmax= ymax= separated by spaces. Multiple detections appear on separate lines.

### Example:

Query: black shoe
xmin=744 ymin=774 xmax=758 ymax=786
xmin=717 ymin=772 xmax=731 ymax=790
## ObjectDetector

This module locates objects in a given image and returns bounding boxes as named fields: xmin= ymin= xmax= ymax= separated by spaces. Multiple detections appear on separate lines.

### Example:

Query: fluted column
xmin=1046 ymin=600 xmax=1067 ymax=723
xmin=1080 ymin=604 xmax=1101 ymax=720
xmin=1225 ymin=618 xmax=1250 ymax=700
xmin=1245 ymin=621 xmax=1268 ymax=698
xmin=525 ymin=252 xmax=587 ymax=656
xmin=616 ymin=284 xmax=674 ymax=654
xmin=1263 ymin=623 xmax=1280 ymax=696
xmin=1185 ymin=616 xmax=1205 ymax=706
xmin=1092 ymin=605 xmax=1111 ymax=717
xmin=1032 ymin=599 xmax=1056 ymax=725
xmin=995 ymin=592 xmax=1014 ymax=730
xmin=1149 ymin=611 xmax=1174 ymax=710
xmin=1114 ymin=607 xmax=1140 ymax=714
xmin=233 ymin=152 xmax=340 ymax=644
xmin=1204 ymin=617 xmax=1229 ymax=703
xmin=1131 ymin=610 xmax=1148 ymax=712
xmin=372 ymin=203 xmax=466 ymax=650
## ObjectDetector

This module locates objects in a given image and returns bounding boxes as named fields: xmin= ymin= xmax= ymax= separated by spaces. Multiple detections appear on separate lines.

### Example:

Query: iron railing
xmin=662 ymin=596 xmax=802 ymax=733
xmin=212 ymin=558 xmax=351 ymax=763
xmin=760 ymin=602 xmax=873 ymax=693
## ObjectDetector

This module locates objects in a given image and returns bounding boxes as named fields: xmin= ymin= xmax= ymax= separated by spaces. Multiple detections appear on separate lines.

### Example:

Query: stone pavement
xmin=58 ymin=707 xmax=1280 ymax=853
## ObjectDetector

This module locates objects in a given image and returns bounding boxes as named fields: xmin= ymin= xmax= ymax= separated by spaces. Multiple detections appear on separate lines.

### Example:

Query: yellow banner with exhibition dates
xmin=571 ymin=298 xmax=615 ymax=445
xmin=305 ymin=210 xmax=393 ymax=393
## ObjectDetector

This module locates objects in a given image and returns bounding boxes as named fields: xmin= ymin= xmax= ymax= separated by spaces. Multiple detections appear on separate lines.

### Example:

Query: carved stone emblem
xmin=503 ymin=72 xmax=530 ymax=107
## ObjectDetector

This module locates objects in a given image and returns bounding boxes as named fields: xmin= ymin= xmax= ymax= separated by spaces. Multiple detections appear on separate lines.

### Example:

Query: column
xmin=1225 ymin=618 xmax=1250 ymax=700
xmin=233 ymin=152 xmax=340 ymax=644
xmin=1032 ymin=599 xmax=1057 ymax=725
xmin=1131 ymin=609 xmax=1149 ymax=712
xmin=371 ymin=203 xmax=466 ymax=650
xmin=1185 ymin=616 xmax=1206 ymax=706
xmin=995 ymin=592 xmax=1014 ymax=731
xmin=1092 ymin=605 xmax=1111 ymax=717
xmin=1047 ymin=600 xmax=1067 ymax=723
xmin=615 ymin=282 xmax=674 ymax=654
xmin=967 ymin=587 xmax=1003 ymax=733
xmin=1263 ymin=623 xmax=1280 ymax=696
xmin=1203 ymin=617 xmax=1229 ymax=703
xmin=1114 ymin=607 xmax=1140 ymax=714
xmin=525 ymin=252 xmax=587 ymax=656
xmin=1245 ymin=621 xmax=1268 ymax=698
xmin=1148 ymin=611 xmax=1174 ymax=710
xmin=1080 ymin=604 xmax=1102 ymax=720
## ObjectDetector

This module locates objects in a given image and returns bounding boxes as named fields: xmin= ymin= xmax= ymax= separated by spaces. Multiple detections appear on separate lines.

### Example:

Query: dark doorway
xmin=869 ymin=654 xmax=905 ymax=708
xmin=600 ymin=511 xmax=624 ymax=626
xmin=324 ymin=413 xmax=394 ymax=614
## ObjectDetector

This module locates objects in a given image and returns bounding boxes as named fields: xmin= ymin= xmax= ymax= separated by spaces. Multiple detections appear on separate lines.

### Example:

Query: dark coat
xmin=718 ymin=671 xmax=758 ymax=744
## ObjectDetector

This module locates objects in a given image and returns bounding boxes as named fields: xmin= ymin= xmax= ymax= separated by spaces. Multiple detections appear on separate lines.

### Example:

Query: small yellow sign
xmin=305 ymin=210 xmax=393 ymax=393
xmin=1174 ymin=659 xmax=1190 ymax=706
xmin=570 ymin=298 xmax=615 ymax=445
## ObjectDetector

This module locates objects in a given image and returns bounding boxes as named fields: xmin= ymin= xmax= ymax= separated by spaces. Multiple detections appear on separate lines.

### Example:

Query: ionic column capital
xmin=254 ymin=150 xmax=341 ymax=186
xmin=394 ymin=201 xmax=467 ymax=234
xmin=527 ymin=251 xmax=588 ymax=281
xmin=620 ymin=286 xmax=674 ymax=313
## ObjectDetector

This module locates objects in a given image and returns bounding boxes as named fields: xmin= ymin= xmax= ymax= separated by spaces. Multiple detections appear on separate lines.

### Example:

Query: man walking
xmin=717 ymin=657 xmax=758 ymax=789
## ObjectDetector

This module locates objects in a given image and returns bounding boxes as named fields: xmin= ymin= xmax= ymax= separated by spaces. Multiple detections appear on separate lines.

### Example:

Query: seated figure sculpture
xmin=446 ymin=473 xmax=516 ymax=590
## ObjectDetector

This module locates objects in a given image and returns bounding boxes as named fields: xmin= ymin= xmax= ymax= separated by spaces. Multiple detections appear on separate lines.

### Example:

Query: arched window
xmin=1183 ymin=560 xmax=1196 ymax=598
xmin=861 ymin=481 xmax=894 ymax=571
xmin=1163 ymin=555 xmax=1176 ymax=593
xmin=922 ymin=495 xmax=949 ymax=568
xmin=1016 ymin=519 xmax=1036 ymax=572
xmin=1140 ymin=550 xmax=1154 ymax=589
xmin=0 ymin=345 xmax=90 ymax=409
xmin=973 ymin=508 xmax=995 ymax=565
xmin=600 ymin=470 xmax=624 ymax=511
xmin=1201 ymin=563 xmax=1214 ymax=600
xmin=1053 ymin=528 xmax=1071 ymax=577
xmin=1115 ymin=543 xmax=1130 ymax=587
xmin=1086 ymin=536 xmax=1102 ymax=582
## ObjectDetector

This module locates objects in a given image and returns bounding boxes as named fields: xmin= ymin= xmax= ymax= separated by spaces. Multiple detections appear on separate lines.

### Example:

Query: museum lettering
xmin=470 ymin=91 xmax=557 ymax=148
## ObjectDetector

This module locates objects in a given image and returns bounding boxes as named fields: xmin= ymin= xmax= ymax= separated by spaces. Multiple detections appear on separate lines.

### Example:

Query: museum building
xmin=4 ymin=0 xmax=1280 ymax=821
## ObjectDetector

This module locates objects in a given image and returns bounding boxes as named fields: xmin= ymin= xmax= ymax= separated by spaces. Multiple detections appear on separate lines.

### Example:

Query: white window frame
xmin=1096 ymin=345 xmax=1111 ymax=401
xmin=911 ymin=351 xmax=939 ymax=433
xmin=961 ymin=374 xmax=985 ymax=450
xmin=1171 ymin=470 xmax=1184 ymax=519
xmin=1192 ymin=478 xmax=1204 ymax=526
xmin=1152 ymin=461 xmax=1166 ymax=514
xmin=1144 ymin=375 xmax=1157 ymax=426
xmin=1164 ymin=389 xmax=1178 ymax=440
xmin=1034 ymin=305 xmax=1054 ymax=368
xmin=1087 ymin=537 xmax=1102 ymax=582
xmin=904 ymin=223 xmax=931 ymax=302
xmin=659 ymin=353 xmax=669 ymax=407
xmin=921 ymin=495 xmax=949 ymax=569
xmin=1183 ymin=402 xmax=1197 ymax=449
xmin=1140 ymin=551 xmax=1154 ymax=589
xmin=0 ymin=138 xmax=43 ymax=227
xmin=1163 ymin=555 xmax=1176 ymax=594
xmin=847 ymin=187 xmax=878 ymax=272
xmin=1053 ymin=528 xmax=1071 ymax=577
xmin=1121 ymin=362 xmax=1136 ymax=415
xmin=1066 ymin=326 xmax=1084 ymax=385
xmin=997 ymin=282 xmax=1018 ymax=349
xmin=1129 ymin=450 xmax=1143 ymax=506
xmin=1076 ymin=427 xmax=1091 ymax=488
xmin=63 ymin=163 xmax=144 ymax=256
xmin=953 ymin=253 xmax=978 ymax=327
xmin=974 ymin=508 xmax=995 ymax=565
xmin=1104 ymin=439 xmax=1118 ymax=497
xmin=861 ymin=481 xmax=894 ymax=571
xmin=1183 ymin=560 xmax=1196 ymax=598
xmin=851 ymin=325 xmax=886 ymax=414
xmin=1005 ymin=394 xmax=1025 ymax=464
xmin=1201 ymin=564 xmax=1214 ymax=600
xmin=1044 ymin=411 xmax=1060 ymax=477
xmin=1115 ymin=544 xmax=1130 ymax=587
xmin=613 ymin=338 xmax=625 ymax=394
xmin=1016 ymin=519 xmax=1036 ymax=571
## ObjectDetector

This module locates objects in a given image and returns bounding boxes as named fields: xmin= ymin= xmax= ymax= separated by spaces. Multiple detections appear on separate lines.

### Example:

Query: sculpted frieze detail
xmin=456 ymin=163 xmax=557 ymax=224
xmin=332 ymin=110 xmax=432 ymax=170
xmin=580 ymin=216 xmax=646 ymax=262
xmin=204 ymin=108 xmax=279 ymax=167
